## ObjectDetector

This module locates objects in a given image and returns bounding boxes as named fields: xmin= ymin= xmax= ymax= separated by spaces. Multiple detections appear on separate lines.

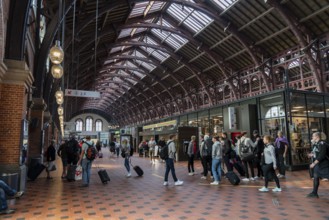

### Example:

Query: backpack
xmin=85 ymin=142 xmax=97 ymax=161
xmin=240 ymin=139 xmax=249 ymax=154
xmin=204 ymin=139 xmax=213 ymax=156
xmin=159 ymin=141 xmax=173 ymax=160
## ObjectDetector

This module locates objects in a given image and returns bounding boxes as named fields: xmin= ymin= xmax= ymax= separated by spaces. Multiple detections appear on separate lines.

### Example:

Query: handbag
xmin=241 ymin=152 xmax=255 ymax=161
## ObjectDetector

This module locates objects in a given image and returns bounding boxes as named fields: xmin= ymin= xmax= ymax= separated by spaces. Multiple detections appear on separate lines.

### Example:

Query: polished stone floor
xmin=3 ymin=148 xmax=329 ymax=220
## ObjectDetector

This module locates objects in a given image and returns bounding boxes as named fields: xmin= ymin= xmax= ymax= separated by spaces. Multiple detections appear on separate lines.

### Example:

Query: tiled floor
xmin=4 ymin=149 xmax=329 ymax=220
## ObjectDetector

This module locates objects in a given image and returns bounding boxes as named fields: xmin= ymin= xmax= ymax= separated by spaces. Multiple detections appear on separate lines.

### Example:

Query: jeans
xmin=81 ymin=158 xmax=92 ymax=185
xmin=0 ymin=180 xmax=16 ymax=210
xmin=116 ymin=148 xmax=120 ymax=157
xmin=212 ymin=158 xmax=222 ymax=182
xmin=243 ymin=160 xmax=255 ymax=178
xmin=202 ymin=155 xmax=213 ymax=177
xmin=188 ymin=154 xmax=195 ymax=173
xmin=164 ymin=158 xmax=178 ymax=182
xmin=124 ymin=156 xmax=130 ymax=172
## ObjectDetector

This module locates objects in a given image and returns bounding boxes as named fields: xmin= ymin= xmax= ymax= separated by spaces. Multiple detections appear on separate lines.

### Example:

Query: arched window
xmin=95 ymin=120 xmax=103 ymax=131
xmin=86 ymin=117 xmax=93 ymax=131
xmin=75 ymin=119 xmax=83 ymax=131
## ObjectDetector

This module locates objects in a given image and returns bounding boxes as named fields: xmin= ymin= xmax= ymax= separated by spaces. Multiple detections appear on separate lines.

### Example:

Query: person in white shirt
xmin=148 ymin=137 xmax=156 ymax=164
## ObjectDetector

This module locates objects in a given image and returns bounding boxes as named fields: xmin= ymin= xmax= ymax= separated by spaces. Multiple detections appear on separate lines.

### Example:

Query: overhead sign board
xmin=65 ymin=89 xmax=100 ymax=98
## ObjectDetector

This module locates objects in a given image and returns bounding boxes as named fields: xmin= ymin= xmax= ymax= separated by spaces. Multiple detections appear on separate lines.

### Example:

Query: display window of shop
xmin=289 ymin=93 xmax=326 ymax=165
xmin=199 ymin=110 xmax=210 ymax=135
xmin=179 ymin=115 xmax=188 ymax=126
xmin=259 ymin=93 xmax=286 ymax=137
xmin=188 ymin=113 xmax=198 ymax=127
xmin=210 ymin=107 xmax=223 ymax=135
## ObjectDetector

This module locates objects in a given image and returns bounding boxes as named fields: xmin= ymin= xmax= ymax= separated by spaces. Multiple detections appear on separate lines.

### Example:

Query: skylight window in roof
xmin=152 ymin=29 xmax=188 ymax=50
xmin=212 ymin=0 xmax=238 ymax=10
xmin=126 ymin=78 xmax=138 ymax=85
xmin=129 ymin=1 xmax=166 ymax=18
xmin=132 ymin=70 xmax=146 ymax=79
xmin=167 ymin=3 xmax=213 ymax=33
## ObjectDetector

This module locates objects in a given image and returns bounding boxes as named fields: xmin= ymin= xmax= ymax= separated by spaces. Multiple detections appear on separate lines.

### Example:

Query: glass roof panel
xmin=212 ymin=0 xmax=238 ymax=10
xmin=167 ymin=3 xmax=213 ymax=33
xmin=129 ymin=1 xmax=166 ymax=18
xmin=152 ymin=28 xmax=188 ymax=50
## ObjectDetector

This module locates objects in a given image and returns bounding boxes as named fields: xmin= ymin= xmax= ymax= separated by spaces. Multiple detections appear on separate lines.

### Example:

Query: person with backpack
xmin=211 ymin=136 xmax=222 ymax=185
xmin=306 ymin=132 xmax=329 ymax=198
xmin=221 ymin=132 xmax=233 ymax=172
xmin=78 ymin=136 xmax=97 ymax=187
xmin=200 ymin=135 xmax=213 ymax=180
xmin=148 ymin=137 xmax=156 ymax=164
xmin=238 ymin=132 xmax=257 ymax=181
xmin=121 ymin=139 xmax=132 ymax=177
xmin=259 ymin=135 xmax=282 ymax=192
xmin=252 ymin=130 xmax=264 ymax=179
xmin=274 ymin=131 xmax=288 ymax=178
xmin=187 ymin=135 xmax=197 ymax=175
xmin=163 ymin=135 xmax=183 ymax=186
xmin=57 ymin=140 xmax=68 ymax=178
xmin=45 ymin=141 xmax=56 ymax=180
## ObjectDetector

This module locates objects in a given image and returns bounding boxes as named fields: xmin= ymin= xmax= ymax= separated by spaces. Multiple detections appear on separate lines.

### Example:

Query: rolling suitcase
xmin=28 ymin=163 xmax=46 ymax=181
xmin=67 ymin=165 xmax=77 ymax=181
xmin=130 ymin=159 xmax=143 ymax=176
xmin=133 ymin=165 xmax=144 ymax=177
xmin=98 ymin=169 xmax=110 ymax=184
xmin=226 ymin=171 xmax=240 ymax=185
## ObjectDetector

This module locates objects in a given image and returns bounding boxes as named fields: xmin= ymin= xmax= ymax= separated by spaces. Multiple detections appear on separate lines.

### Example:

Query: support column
xmin=28 ymin=98 xmax=47 ymax=160
xmin=0 ymin=59 xmax=33 ymax=191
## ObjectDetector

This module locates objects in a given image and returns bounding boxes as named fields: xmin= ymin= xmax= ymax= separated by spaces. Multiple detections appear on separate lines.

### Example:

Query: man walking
xmin=78 ymin=136 xmax=96 ymax=187
xmin=163 ymin=135 xmax=183 ymax=186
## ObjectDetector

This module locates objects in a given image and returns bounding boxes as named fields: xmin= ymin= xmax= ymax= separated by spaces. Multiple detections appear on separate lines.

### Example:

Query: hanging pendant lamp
xmin=49 ymin=40 xmax=64 ymax=64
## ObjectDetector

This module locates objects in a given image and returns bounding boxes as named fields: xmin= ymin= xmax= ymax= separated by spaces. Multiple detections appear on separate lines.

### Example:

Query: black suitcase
xmin=28 ymin=163 xmax=46 ymax=181
xmin=98 ymin=169 xmax=110 ymax=183
xmin=226 ymin=171 xmax=240 ymax=185
xmin=133 ymin=165 xmax=144 ymax=177
xmin=67 ymin=165 xmax=77 ymax=181
xmin=233 ymin=161 xmax=245 ymax=176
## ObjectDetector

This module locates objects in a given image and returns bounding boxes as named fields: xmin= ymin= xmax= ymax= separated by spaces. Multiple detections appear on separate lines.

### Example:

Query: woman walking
xmin=187 ymin=135 xmax=197 ymax=175
xmin=121 ymin=139 xmax=131 ymax=177
xmin=259 ymin=135 xmax=281 ymax=192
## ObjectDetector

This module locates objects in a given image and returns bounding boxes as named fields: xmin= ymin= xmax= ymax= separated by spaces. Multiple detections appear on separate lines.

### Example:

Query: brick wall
xmin=0 ymin=83 xmax=25 ymax=165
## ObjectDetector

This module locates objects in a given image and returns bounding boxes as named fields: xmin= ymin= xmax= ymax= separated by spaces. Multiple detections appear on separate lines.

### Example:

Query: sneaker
xmin=201 ymin=176 xmax=207 ymax=180
xmin=210 ymin=181 xmax=219 ymax=185
xmin=322 ymin=178 xmax=328 ymax=181
xmin=242 ymin=178 xmax=250 ymax=181
xmin=254 ymin=176 xmax=259 ymax=179
xmin=306 ymin=192 xmax=319 ymax=198
xmin=126 ymin=173 xmax=131 ymax=177
xmin=277 ymin=173 xmax=280 ymax=177
xmin=250 ymin=177 xmax=255 ymax=181
xmin=0 ymin=209 xmax=15 ymax=214
xmin=174 ymin=180 xmax=184 ymax=186
xmin=258 ymin=187 xmax=269 ymax=192
xmin=188 ymin=172 xmax=194 ymax=176
xmin=163 ymin=181 xmax=168 ymax=186
xmin=14 ymin=191 xmax=24 ymax=198
xmin=272 ymin=187 xmax=282 ymax=192
xmin=278 ymin=174 xmax=285 ymax=178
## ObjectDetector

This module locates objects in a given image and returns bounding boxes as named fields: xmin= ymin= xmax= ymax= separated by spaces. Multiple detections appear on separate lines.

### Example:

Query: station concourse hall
xmin=0 ymin=0 xmax=329 ymax=220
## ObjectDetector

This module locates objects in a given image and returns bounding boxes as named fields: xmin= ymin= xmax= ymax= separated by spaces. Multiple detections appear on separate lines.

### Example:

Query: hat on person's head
xmin=253 ymin=130 xmax=259 ymax=135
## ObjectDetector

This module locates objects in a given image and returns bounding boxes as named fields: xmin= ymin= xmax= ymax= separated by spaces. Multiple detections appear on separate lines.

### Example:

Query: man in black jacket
xmin=307 ymin=132 xmax=329 ymax=198
xmin=252 ymin=130 xmax=264 ymax=179
xmin=221 ymin=132 xmax=233 ymax=172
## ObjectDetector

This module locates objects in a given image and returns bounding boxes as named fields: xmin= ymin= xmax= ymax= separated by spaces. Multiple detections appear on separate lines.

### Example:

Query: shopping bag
xmin=75 ymin=165 xmax=82 ymax=181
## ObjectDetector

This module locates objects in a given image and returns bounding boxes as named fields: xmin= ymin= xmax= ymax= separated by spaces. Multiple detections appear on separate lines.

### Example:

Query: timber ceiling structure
xmin=37 ymin=0 xmax=329 ymax=126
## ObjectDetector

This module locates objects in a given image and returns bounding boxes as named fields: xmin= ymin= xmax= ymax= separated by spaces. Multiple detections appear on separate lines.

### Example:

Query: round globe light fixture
xmin=49 ymin=40 xmax=64 ymax=64
xmin=51 ymin=64 xmax=63 ymax=79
